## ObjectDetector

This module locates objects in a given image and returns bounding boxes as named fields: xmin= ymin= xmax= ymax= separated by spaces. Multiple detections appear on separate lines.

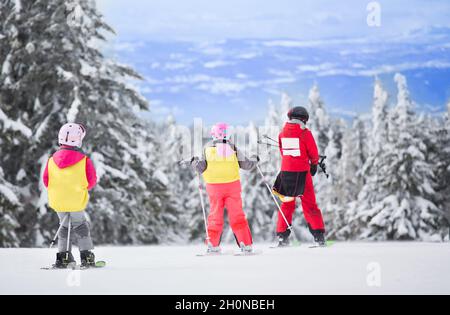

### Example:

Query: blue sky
xmin=97 ymin=0 xmax=450 ymax=125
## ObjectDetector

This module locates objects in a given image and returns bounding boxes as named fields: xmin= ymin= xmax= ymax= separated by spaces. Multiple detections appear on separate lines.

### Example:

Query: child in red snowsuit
xmin=192 ymin=123 xmax=258 ymax=253
xmin=273 ymin=107 xmax=326 ymax=246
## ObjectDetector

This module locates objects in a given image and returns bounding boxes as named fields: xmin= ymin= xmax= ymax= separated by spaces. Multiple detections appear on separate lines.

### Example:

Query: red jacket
xmin=278 ymin=123 xmax=319 ymax=172
xmin=43 ymin=147 xmax=97 ymax=191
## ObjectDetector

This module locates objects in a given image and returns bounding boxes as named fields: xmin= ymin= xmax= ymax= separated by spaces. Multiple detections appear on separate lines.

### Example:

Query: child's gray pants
xmin=57 ymin=212 xmax=94 ymax=253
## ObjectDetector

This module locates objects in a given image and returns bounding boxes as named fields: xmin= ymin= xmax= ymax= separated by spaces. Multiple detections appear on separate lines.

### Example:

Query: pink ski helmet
xmin=211 ymin=123 xmax=230 ymax=140
xmin=58 ymin=123 xmax=86 ymax=148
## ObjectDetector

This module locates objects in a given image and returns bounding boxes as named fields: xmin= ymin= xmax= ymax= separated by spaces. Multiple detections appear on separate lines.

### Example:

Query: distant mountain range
xmin=103 ymin=27 xmax=450 ymax=125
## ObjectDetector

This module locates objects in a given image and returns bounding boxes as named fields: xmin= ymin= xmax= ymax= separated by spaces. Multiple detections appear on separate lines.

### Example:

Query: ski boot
xmin=239 ymin=242 xmax=254 ymax=254
xmin=80 ymin=251 xmax=96 ymax=268
xmin=54 ymin=251 xmax=76 ymax=269
xmin=312 ymin=231 xmax=326 ymax=247
xmin=206 ymin=243 xmax=222 ymax=255
xmin=277 ymin=230 xmax=291 ymax=247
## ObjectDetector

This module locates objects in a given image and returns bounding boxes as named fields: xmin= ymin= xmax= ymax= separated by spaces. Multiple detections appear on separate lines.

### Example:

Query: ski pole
xmin=319 ymin=155 xmax=330 ymax=179
xmin=257 ymin=140 xmax=278 ymax=148
xmin=180 ymin=157 xmax=211 ymax=245
xmin=197 ymin=173 xmax=211 ymax=245
xmin=263 ymin=135 xmax=278 ymax=144
xmin=66 ymin=214 xmax=72 ymax=258
xmin=256 ymin=164 xmax=296 ymax=239
xmin=49 ymin=214 xmax=69 ymax=249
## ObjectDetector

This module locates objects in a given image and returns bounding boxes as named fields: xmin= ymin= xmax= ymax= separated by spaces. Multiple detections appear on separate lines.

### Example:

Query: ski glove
xmin=319 ymin=162 xmax=327 ymax=174
xmin=310 ymin=164 xmax=318 ymax=176
xmin=190 ymin=157 xmax=207 ymax=174
xmin=189 ymin=157 xmax=199 ymax=168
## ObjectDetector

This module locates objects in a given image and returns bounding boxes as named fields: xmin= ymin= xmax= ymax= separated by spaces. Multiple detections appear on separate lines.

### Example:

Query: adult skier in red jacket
xmin=273 ymin=106 xmax=326 ymax=247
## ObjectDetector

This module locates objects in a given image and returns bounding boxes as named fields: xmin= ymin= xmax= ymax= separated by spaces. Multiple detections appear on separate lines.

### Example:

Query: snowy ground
xmin=0 ymin=242 xmax=449 ymax=295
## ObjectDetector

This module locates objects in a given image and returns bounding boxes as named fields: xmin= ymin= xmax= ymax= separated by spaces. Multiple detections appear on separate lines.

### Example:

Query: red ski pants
xmin=276 ymin=172 xmax=325 ymax=233
xmin=206 ymin=181 xmax=253 ymax=247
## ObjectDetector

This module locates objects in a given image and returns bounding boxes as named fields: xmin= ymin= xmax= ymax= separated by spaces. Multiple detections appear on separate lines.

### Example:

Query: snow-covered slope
xmin=0 ymin=243 xmax=449 ymax=295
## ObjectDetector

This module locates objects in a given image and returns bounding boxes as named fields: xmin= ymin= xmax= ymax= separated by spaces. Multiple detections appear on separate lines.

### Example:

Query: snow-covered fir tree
xmin=0 ymin=166 xmax=21 ymax=247
xmin=0 ymin=0 xmax=175 ymax=246
xmin=168 ymin=120 xmax=211 ymax=243
xmin=153 ymin=116 xmax=197 ymax=243
xmin=341 ymin=74 xmax=445 ymax=241
xmin=443 ymin=103 xmax=450 ymax=229
xmin=334 ymin=79 xmax=389 ymax=239
xmin=304 ymin=84 xmax=338 ymax=235
xmin=306 ymin=84 xmax=332 ymax=189
xmin=239 ymin=122 xmax=276 ymax=241
xmin=0 ymin=0 xmax=36 ymax=246
xmin=327 ymin=116 xmax=368 ymax=238
xmin=307 ymin=84 xmax=330 ymax=153
xmin=322 ymin=118 xmax=345 ymax=203
xmin=430 ymin=102 xmax=450 ymax=235
xmin=338 ymin=116 xmax=368 ymax=204
xmin=371 ymin=78 xmax=389 ymax=151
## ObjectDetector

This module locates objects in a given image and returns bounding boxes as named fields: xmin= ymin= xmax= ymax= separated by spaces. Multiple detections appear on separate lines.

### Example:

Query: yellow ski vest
xmin=202 ymin=146 xmax=241 ymax=184
xmin=47 ymin=157 xmax=89 ymax=212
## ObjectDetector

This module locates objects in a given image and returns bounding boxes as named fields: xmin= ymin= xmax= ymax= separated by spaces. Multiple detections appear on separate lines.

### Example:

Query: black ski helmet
xmin=287 ymin=106 xmax=309 ymax=123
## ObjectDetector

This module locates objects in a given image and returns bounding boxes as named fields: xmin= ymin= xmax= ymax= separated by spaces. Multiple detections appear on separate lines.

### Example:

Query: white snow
xmin=15 ymin=169 xmax=26 ymax=182
xmin=13 ymin=0 xmax=21 ymax=12
xmin=103 ymin=165 xmax=128 ymax=180
xmin=56 ymin=66 xmax=75 ymax=81
xmin=0 ymin=184 xmax=19 ymax=204
xmin=1 ymin=53 xmax=12 ymax=75
xmin=0 ymin=243 xmax=449 ymax=295
xmin=34 ymin=116 xmax=49 ymax=142
xmin=0 ymin=108 xmax=32 ymax=137
xmin=66 ymin=89 xmax=82 ymax=122
xmin=25 ymin=42 xmax=35 ymax=54
xmin=80 ymin=60 xmax=97 ymax=77
xmin=153 ymin=169 xmax=170 ymax=186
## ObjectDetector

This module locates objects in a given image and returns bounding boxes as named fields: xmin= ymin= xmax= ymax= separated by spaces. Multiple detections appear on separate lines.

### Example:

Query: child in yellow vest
xmin=191 ymin=123 xmax=258 ymax=254
xmin=43 ymin=123 xmax=98 ymax=268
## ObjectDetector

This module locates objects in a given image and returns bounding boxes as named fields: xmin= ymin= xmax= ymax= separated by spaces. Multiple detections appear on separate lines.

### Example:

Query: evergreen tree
xmin=334 ymin=79 xmax=389 ymax=239
xmin=0 ymin=0 xmax=36 ymax=246
xmin=171 ymin=121 xmax=210 ymax=243
xmin=339 ymin=116 xmax=368 ymax=204
xmin=232 ymin=94 xmax=293 ymax=242
xmin=155 ymin=116 xmax=194 ymax=243
xmin=0 ymin=166 xmax=21 ymax=247
xmin=444 ymin=103 xmax=450 ymax=231
xmin=343 ymin=74 xmax=444 ymax=241
xmin=307 ymin=84 xmax=330 ymax=153
xmin=1 ymin=1 xmax=18 ymax=247
xmin=322 ymin=118 xmax=346 ymax=203
xmin=304 ymin=84 xmax=337 ymax=236
xmin=371 ymin=78 xmax=389 ymax=151
xmin=240 ymin=122 xmax=275 ymax=241
xmin=431 ymin=102 xmax=450 ymax=236
xmin=0 ymin=0 xmax=174 ymax=246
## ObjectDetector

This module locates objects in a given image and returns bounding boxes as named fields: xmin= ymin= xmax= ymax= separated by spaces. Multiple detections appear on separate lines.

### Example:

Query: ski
xmin=309 ymin=241 xmax=336 ymax=249
xmin=269 ymin=241 xmax=301 ymax=249
xmin=77 ymin=261 xmax=107 ymax=270
xmin=41 ymin=261 xmax=106 ymax=270
xmin=234 ymin=249 xmax=263 ymax=256
xmin=270 ymin=244 xmax=291 ymax=249
xmin=41 ymin=262 xmax=77 ymax=271
xmin=196 ymin=250 xmax=234 ymax=257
